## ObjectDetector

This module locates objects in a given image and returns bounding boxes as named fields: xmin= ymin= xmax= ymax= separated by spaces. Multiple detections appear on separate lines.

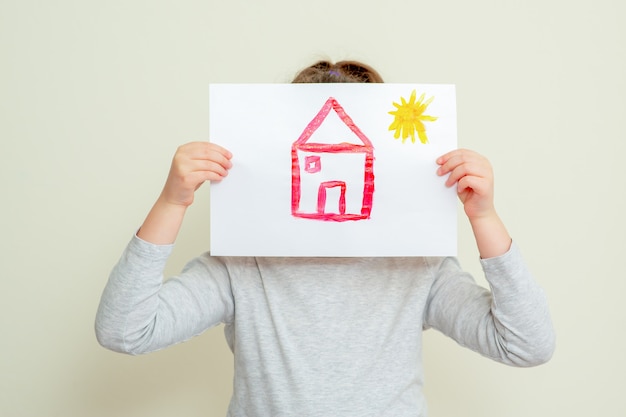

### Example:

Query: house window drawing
xmin=291 ymin=97 xmax=374 ymax=222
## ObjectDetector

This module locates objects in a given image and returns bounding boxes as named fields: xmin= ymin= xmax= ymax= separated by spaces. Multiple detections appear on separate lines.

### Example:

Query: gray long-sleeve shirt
xmin=95 ymin=236 xmax=555 ymax=417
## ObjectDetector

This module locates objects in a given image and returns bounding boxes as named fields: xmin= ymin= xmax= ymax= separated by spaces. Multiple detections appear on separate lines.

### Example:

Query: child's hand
xmin=436 ymin=149 xmax=495 ymax=221
xmin=161 ymin=142 xmax=233 ymax=207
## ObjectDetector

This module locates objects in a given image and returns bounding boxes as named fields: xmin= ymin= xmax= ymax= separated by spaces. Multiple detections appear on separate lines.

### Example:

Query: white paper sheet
xmin=209 ymin=83 xmax=457 ymax=257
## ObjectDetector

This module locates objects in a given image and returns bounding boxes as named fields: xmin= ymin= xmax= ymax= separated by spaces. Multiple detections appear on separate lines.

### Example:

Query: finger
xmin=208 ymin=143 xmax=233 ymax=160
xmin=184 ymin=168 xmax=229 ymax=193
xmin=445 ymin=161 xmax=474 ymax=187
xmin=192 ymin=142 xmax=232 ymax=160
xmin=436 ymin=150 xmax=472 ymax=177
xmin=436 ymin=148 xmax=472 ymax=165
xmin=185 ymin=158 xmax=231 ymax=179
xmin=191 ymin=144 xmax=233 ymax=170
xmin=202 ymin=162 xmax=232 ymax=182
xmin=438 ymin=152 xmax=491 ymax=183
xmin=178 ymin=141 xmax=232 ymax=161
xmin=172 ymin=142 xmax=234 ymax=188
xmin=457 ymin=175 xmax=489 ymax=196
xmin=449 ymin=159 xmax=493 ymax=186
xmin=438 ymin=153 xmax=472 ymax=183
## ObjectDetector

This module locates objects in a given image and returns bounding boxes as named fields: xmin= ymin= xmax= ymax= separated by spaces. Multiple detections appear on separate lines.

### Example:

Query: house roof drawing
xmin=291 ymin=97 xmax=375 ymax=222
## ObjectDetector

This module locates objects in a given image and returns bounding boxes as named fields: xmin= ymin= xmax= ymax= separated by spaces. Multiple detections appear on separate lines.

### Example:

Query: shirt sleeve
xmin=423 ymin=241 xmax=555 ymax=367
xmin=95 ymin=235 xmax=235 ymax=355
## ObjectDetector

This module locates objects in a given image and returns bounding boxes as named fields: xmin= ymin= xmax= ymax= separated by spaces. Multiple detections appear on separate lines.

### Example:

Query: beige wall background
xmin=1 ymin=0 xmax=624 ymax=416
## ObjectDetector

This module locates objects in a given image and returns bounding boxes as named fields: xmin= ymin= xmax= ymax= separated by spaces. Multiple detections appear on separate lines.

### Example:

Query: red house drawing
xmin=291 ymin=97 xmax=375 ymax=222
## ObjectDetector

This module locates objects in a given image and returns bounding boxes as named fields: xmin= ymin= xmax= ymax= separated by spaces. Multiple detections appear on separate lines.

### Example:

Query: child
xmin=95 ymin=61 xmax=555 ymax=417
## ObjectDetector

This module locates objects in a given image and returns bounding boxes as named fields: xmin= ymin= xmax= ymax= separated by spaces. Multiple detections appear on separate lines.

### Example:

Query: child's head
xmin=292 ymin=60 xmax=383 ymax=84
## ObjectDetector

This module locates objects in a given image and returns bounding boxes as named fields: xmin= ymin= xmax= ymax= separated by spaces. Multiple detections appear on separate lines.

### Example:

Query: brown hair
xmin=292 ymin=60 xmax=384 ymax=84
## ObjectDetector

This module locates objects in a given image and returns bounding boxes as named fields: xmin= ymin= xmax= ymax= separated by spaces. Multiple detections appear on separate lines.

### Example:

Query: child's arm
xmin=137 ymin=142 xmax=232 ymax=244
xmin=429 ymin=149 xmax=554 ymax=365
xmin=95 ymin=142 xmax=234 ymax=354
xmin=436 ymin=149 xmax=511 ymax=259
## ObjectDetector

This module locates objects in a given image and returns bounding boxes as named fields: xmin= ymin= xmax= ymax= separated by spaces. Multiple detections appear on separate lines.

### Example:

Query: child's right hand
xmin=136 ymin=142 xmax=232 ymax=245
xmin=160 ymin=141 xmax=233 ymax=208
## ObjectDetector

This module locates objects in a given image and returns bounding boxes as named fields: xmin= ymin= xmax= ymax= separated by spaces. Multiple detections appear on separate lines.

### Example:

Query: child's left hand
xmin=436 ymin=149 xmax=496 ymax=221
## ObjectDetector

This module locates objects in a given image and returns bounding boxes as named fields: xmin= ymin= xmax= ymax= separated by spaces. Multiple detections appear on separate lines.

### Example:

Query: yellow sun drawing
xmin=388 ymin=90 xmax=438 ymax=144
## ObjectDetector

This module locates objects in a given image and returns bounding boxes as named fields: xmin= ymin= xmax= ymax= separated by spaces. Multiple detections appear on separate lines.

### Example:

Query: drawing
xmin=388 ymin=89 xmax=438 ymax=144
xmin=291 ymin=97 xmax=374 ymax=222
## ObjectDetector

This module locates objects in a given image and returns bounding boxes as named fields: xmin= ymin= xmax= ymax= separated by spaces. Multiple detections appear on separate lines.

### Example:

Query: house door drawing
xmin=318 ymin=181 xmax=347 ymax=215
xmin=291 ymin=97 xmax=374 ymax=222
